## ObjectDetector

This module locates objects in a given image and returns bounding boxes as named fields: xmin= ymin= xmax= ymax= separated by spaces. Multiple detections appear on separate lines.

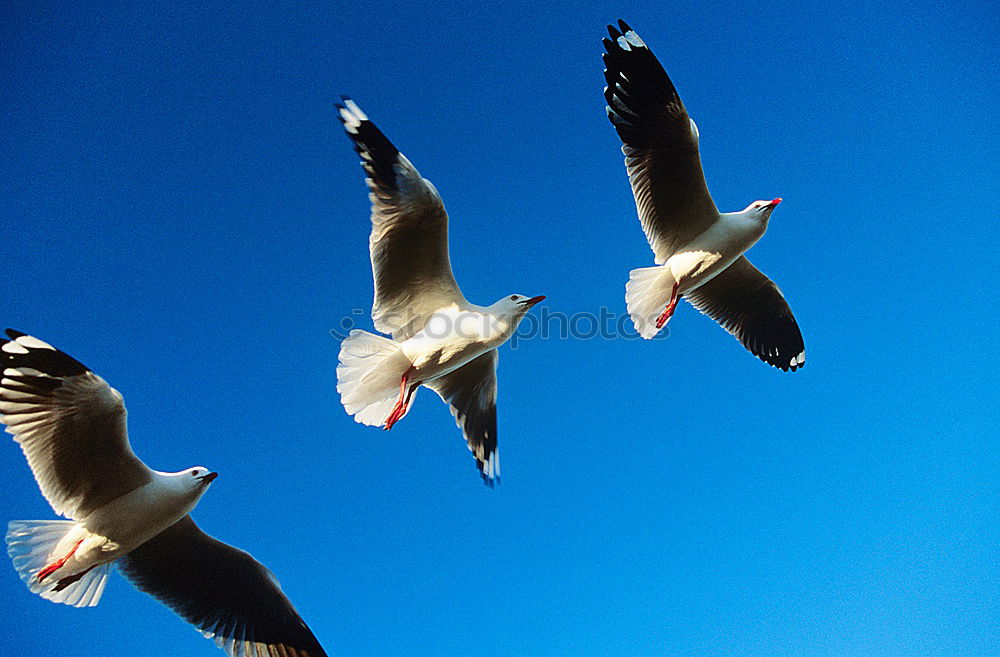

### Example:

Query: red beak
xmin=768 ymin=197 xmax=783 ymax=207
xmin=521 ymin=295 xmax=546 ymax=308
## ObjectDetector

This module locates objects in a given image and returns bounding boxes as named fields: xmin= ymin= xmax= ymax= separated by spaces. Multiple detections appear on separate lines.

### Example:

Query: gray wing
xmin=684 ymin=257 xmax=806 ymax=371
xmin=426 ymin=350 xmax=499 ymax=486
xmin=338 ymin=98 xmax=467 ymax=341
xmin=0 ymin=330 xmax=152 ymax=519
xmin=119 ymin=515 xmax=328 ymax=657
xmin=603 ymin=20 xmax=718 ymax=262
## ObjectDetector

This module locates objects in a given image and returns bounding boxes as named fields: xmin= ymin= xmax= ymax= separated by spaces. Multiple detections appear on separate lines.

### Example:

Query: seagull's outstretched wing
xmin=427 ymin=350 xmax=499 ymax=486
xmin=603 ymin=20 xmax=718 ymax=261
xmin=338 ymin=98 xmax=467 ymax=341
xmin=119 ymin=515 xmax=328 ymax=657
xmin=0 ymin=330 xmax=152 ymax=519
xmin=684 ymin=257 xmax=806 ymax=371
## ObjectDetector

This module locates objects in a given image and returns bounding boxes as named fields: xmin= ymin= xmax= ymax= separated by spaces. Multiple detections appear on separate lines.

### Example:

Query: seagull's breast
xmin=30 ymin=479 xmax=193 ymax=580
xmin=82 ymin=479 xmax=200 ymax=556
xmin=401 ymin=306 xmax=501 ymax=378
xmin=670 ymin=214 xmax=766 ymax=292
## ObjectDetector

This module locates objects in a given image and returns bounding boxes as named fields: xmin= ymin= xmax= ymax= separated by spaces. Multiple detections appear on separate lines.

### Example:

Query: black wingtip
xmin=475 ymin=449 xmax=500 ymax=489
xmin=618 ymin=19 xmax=633 ymax=33
xmin=337 ymin=102 xmax=402 ymax=192
xmin=0 ymin=332 xmax=89 ymax=378
xmin=757 ymin=339 xmax=806 ymax=372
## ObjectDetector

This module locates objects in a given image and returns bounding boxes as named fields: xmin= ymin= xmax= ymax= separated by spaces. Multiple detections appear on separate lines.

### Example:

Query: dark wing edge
xmin=119 ymin=516 xmax=328 ymax=657
xmin=602 ymin=20 xmax=718 ymax=258
xmin=335 ymin=97 xmax=406 ymax=196
xmin=603 ymin=19 xmax=692 ymax=150
xmin=683 ymin=257 xmax=806 ymax=372
xmin=0 ymin=329 xmax=151 ymax=518
xmin=426 ymin=350 xmax=500 ymax=487
xmin=335 ymin=97 xmax=465 ymax=340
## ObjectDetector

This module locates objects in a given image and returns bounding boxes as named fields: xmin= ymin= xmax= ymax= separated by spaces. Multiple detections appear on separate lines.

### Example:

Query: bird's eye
xmin=510 ymin=295 xmax=518 ymax=301
xmin=191 ymin=470 xmax=199 ymax=476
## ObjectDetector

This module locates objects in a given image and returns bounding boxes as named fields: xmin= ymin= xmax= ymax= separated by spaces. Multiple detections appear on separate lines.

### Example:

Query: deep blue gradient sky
xmin=2 ymin=2 xmax=997 ymax=655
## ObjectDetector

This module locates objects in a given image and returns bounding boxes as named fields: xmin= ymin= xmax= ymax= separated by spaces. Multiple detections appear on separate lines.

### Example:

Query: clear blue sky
xmin=2 ymin=1 xmax=997 ymax=655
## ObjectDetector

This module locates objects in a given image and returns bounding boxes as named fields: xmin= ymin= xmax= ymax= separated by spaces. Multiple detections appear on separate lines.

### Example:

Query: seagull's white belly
xmin=403 ymin=334 xmax=492 ymax=383
xmin=401 ymin=307 xmax=505 ymax=382
xmin=666 ymin=249 xmax=725 ymax=291
xmin=50 ymin=482 xmax=198 ymax=577
xmin=669 ymin=216 xmax=765 ymax=293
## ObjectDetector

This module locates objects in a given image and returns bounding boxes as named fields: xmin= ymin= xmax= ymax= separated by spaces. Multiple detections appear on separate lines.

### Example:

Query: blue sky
xmin=2 ymin=1 xmax=997 ymax=655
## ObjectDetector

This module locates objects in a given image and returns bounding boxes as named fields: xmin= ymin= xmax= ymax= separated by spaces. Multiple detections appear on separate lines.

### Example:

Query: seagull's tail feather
xmin=626 ymin=265 xmax=676 ymax=339
xmin=337 ymin=330 xmax=414 ymax=427
xmin=6 ymin=520 xmax=112 ymax=607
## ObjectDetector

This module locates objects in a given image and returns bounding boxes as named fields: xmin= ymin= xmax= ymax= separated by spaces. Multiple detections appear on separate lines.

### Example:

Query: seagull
xmin=603 ymin=20 xmax=806 ymax=371
xmin=335 ymin=98 xmax=545 ymax=485
xmin=0 ymin=330 xmax=328 ymax=657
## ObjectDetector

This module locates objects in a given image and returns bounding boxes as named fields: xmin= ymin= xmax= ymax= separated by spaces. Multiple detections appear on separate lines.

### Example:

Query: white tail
xmin=625 ymin=265 xmax=676 ymax=339
xmin=6 ymin=520 xmax=112 ymax=607
xmin=337 ymin=330 xmax=415 ymax=426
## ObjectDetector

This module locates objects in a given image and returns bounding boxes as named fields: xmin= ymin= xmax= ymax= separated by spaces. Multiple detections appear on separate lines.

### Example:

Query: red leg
xmin=384 ymin=366 xmax=415 ymax=430
xmin=53 ymin=564 xmax=97 ymax=592
xmin=655 ymin=281 xmax=681 ymax=329
xmin=390 ymin=376 xmax=421 ymax=430
xmin=37 ymin=538 xmax=84 ymax=582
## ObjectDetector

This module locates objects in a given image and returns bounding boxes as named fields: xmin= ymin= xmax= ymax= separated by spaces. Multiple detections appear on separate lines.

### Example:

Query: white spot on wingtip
xmin=624 ymin=30 xmax=646 ymax=48
xmin=339 ymin=106 xmax=361 ymax=133
xmin=796 ymin=351 xmax=805 ymax=365
xmin=342 ymin=98 xmax=368 ymax=121
xmin=2 ymin=341 xmax=28 ymax=354
xmin=616 ymin=35 xmax=631 ymax=51
xmin=15 ymin=335 xmax=55 ymax=350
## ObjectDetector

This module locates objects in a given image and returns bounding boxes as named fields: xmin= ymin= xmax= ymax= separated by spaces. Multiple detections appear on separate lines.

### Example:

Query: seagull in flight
xmin=603 ymin=20 xmax=806 ymax=371
xmin=1 ymin=330 xmax=328 ymax=657
xmin=335 ymin=98 xmax=545 ymax=485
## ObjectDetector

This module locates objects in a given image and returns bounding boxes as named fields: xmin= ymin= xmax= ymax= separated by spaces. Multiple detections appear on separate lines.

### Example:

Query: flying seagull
xmin=0 ymin=330 xmax=328 ymax=657
xmin=603 ymin=20 xmax=805 ymax=371
xmin=335 ymin=98 xmax=545 ymax=485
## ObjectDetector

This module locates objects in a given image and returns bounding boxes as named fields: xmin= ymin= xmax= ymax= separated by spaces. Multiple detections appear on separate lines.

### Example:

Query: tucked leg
xmin=52 ymin=564 xmax=98 ymax=591
xmin=655 ymin=281 xmax=681 ymax=329
xmin=37 ymin=538 xmax=84 ymax=582
xmin=384 ymin=365 xmax=416 ymax=430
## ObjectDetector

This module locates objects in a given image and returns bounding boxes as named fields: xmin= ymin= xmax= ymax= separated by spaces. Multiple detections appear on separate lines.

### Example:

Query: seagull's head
xmin=486 ymin=294 xmax=546 ymax=337
xmin=744 ymin=198 xmax=782 ymax=222
xmin=496 ymin=294 xmax=546 ymax=321
xmin=157 ymin=467 xmax=218 ymax=515
xmin=183 ymin=466 xmax=219 ymax=491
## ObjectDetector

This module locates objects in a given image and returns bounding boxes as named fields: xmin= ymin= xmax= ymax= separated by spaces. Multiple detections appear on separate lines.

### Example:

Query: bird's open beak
xmin=768 ymin=197 xmax=782 ymax=207
xmin=520 ymin=295 xmax=546 ymax=308
xmin=199 ymin=472 xmax=219 ymax=484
